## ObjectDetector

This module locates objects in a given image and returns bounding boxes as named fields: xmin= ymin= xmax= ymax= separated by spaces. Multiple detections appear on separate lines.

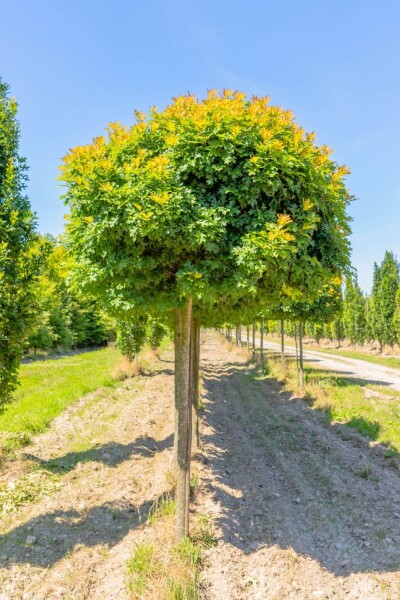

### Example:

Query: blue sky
xmin=1 ymin=0 xmax=399 ymax=292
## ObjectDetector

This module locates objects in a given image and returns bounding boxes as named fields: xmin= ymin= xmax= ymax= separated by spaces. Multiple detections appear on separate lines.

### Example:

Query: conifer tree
xmin=343 ymin=275 xmax=366 ymax=345
xmin=370 ymin=252 xmax=399 ymax=349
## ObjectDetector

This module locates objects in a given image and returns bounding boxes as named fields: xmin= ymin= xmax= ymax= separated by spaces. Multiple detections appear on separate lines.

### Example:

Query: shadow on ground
xmin=24 ymin=433 xmax=174 ymax=472
xmin=200 ymin=347 xmax=400 ymax=577
xmin=0 ymin=433 xmax=175 ymax=568
xmin=0 ymin=499 xmax=151 ymax=567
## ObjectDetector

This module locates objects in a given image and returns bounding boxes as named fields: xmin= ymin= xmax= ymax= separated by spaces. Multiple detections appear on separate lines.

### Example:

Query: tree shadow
xmin=200 ymin=352 xmax=400 ymax=577
xmin=140 ymin=368 xmax=175 ymax=378
xmin=24 ymin=433 xmax=174 ymax=473
xmin=0 ymin=498 xmax=153 ymax=568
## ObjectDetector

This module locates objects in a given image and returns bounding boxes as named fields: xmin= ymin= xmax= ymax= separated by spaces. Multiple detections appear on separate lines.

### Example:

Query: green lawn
xmin=0 ymin=347 xmax=122 ymax=445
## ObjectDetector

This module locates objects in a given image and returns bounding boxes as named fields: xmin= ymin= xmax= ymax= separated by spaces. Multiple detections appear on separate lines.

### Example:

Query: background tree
xmin=370 ymin=252 xmax=399 ymax=350
xmin=0 ymin=79 xmax=41 ymax=409
xmin=343 ymin=275 xmax=366 ymax=345
xmin=27 ymin=235 xmax=112 ymax=353
xmin=393 ymin=290 xmax=400 ymax=347
xmin=117 ymin=316 xmax=148 ymax=362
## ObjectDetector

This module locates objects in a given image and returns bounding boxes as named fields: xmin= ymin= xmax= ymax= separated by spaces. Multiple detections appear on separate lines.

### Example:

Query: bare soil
xmin=1 ymin=334 xmax=400 ymax=599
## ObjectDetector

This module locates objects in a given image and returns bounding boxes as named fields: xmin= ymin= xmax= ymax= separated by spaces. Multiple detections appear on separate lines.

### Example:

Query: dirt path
xmin=198 ymin=334 xmax=400 ymax=599
xmin=1 ymin=335 xmax=400 ymax=599
xmin=242 ymin=334 xmax=400 ymax=393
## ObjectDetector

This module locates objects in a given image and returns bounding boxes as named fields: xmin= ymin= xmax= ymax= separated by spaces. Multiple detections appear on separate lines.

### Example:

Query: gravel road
xmin=244 ymin=334 xmax=400 ymax=392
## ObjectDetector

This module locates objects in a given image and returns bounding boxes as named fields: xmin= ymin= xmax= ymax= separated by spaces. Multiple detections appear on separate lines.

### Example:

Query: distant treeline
xmin=266 ymin=251 xmax=400 ymax=350
xmin=26 ymin=235 xmax=115 ymax=354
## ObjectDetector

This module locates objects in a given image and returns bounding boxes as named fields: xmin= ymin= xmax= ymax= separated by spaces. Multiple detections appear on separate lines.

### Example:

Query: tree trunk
xmin=299 ymin=320 xmax=304 ymax=390
xmin=294 ymin=324 xmax=299 ymax=370
xmin=174 ymin=299 xmax=192 ymax=540
xmin=191 ymin=317 xmax=200 ymax=453
xmin=247 ymin=325 xmax=250 ymax=351
xmin=260 ymin=317 xmax=264 ymax=359
xmin=280 ymin=319 xmax=285 ymax=368
xmin=252 ymin=322 xmax=256 ymax=356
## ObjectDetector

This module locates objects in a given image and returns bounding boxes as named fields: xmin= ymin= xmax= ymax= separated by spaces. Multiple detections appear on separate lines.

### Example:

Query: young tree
xmin=117 ymin=316 xmax=148 ymax=362
xmin=0 ymin=79 xmax=41 ymax=409
xmin=61 ymin=91 xmax=352 ymax=538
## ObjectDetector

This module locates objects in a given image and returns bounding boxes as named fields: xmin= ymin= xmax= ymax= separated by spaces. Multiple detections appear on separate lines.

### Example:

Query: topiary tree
xmin=0 ymin=79 xmax=41 ymax=409
xmin=61 ymin=90 xmax=352 ymax=538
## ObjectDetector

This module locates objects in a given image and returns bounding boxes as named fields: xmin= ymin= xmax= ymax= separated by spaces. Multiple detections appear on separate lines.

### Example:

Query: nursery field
xmin=1 ymin=333 xmax=400 ymax=599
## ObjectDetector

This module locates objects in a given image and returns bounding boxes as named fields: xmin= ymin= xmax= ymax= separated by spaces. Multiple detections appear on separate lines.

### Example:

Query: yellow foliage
xmin=151 ymin=192 xmax=169 ymax=205
xmin=138 ymin=211 xmax=153 ymax=221
xmin=302 ymin=199 xmax=314 ymax=211
xmin=277 ymin=214 xmax=293 ymax=227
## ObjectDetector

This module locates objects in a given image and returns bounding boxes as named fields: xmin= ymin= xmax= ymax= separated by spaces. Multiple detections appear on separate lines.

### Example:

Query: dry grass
xmin=112 ymin=358 xmax=144 ymax=381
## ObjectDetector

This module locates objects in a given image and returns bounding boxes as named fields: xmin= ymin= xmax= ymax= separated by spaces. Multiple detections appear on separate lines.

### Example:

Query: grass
xmin=126 ymin=462 xmax=216 ymax=600
xmin=0 ymin=346 xmax=123 ymax=452
xmin=256 ymin=349 xmax=400 ymax=456
xmin=0 ymin=335 xmax=172 ymax=454
xmin=126 ymin=515 xmax=216 ymax=600
xmin=126 ymin=543 xmax=160 ymax=598
xmin=147 ymin=493 xmax=176 ymax=525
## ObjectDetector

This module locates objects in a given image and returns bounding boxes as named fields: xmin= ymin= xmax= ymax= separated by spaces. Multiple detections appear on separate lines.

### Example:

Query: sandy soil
xmin=198 ymin=335 xmax=400 ymax=599
xmin=1 ymin=334 xmax=400 ymax=599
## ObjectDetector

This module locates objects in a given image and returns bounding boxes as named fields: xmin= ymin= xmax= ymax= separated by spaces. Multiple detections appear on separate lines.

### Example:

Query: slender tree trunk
xmin=238 ymin=325 xmax=242 ymax=348
xmin=294 ymin=323 xmax=299 ymax=370
xmin=191 ymin=317 xmax=200 ymax=452
xmin=260 ymin=317 xmax=264 ymax=359
xmin=174 ymin=299 xmax=192 ymax=540
xmin=252 ymin=322 xmax=256 ymax=356
xmin=280 ymin=319 xmax=285 ymax=369
xmin=299 ymin=320 xmax=304 ymax=390
xmin=247 ymin=325 xmax=250 ymax=351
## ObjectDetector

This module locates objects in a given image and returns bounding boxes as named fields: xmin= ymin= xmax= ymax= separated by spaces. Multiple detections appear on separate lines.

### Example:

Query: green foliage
xmin=117 ymin=315 xmax=148 ymax=361
xmin=147 ymin=318 xmax=168 ymax=351
xmin=343 ymin=275 xmax=366 ymax=345
xmin=61 ymin=90 xmax=352 ymax=324
xmin=0 ymin=79 xmax=42 ymax=410
xmin=26 ymin=235 xmax=113 ymax=353
xmin=370 ymin=252 xmax=399 ymax=349
xmin=393 ymin=290 xmax=400 ymax=346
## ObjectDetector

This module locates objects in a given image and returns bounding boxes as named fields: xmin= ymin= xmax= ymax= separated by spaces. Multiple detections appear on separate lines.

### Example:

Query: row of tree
xmin=264 ymin=251 xmax=400 ymax=350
